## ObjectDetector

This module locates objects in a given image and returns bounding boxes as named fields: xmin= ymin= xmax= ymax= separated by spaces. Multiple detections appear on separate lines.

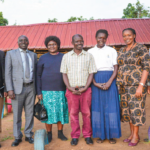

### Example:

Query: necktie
xmin=22 ymin=50 xmax=30 ymax=79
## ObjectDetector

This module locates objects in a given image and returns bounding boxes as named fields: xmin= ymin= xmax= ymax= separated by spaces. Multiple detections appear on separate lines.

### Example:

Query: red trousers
xmin=65 ymin=88 xmax=92 ymax=138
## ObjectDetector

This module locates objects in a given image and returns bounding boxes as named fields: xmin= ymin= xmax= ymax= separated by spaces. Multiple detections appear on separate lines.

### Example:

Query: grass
xmin=1 ymin=136 xmax=13 ymax=141
xmin=21 ymin=127 xmax=24 ymax=131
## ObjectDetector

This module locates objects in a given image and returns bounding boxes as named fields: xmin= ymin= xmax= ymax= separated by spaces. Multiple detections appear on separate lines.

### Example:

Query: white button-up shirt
xmin=88 ymin=45 xmax=117 ymax=71
xmin=19 ymin=48 xmax=33 ymax=83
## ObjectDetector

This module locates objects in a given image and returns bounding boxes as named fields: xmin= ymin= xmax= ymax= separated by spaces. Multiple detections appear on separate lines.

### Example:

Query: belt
xmin=74 ymin=86 xmax=85 ymax=90
xmin=23 ymin=82 xmax=33 ymax=87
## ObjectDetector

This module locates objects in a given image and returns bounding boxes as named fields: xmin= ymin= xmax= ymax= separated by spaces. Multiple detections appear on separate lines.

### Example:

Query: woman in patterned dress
xmin=37 ymin=36 xmax=69 ymax=143
xmin=117 ymin=28 xmax=150 ymax=146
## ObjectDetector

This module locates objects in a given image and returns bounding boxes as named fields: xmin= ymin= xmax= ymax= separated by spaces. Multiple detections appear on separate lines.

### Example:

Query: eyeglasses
xmin=47 ymin=44 xmax=57 ymax=47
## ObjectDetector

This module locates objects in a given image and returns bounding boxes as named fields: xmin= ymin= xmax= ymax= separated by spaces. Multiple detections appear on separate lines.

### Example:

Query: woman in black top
xmin=37 ymin=36 xmax=69 ymax=143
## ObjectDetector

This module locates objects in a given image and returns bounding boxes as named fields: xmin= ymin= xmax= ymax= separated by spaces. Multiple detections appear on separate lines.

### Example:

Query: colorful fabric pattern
xmin=117 ymin=44 xmax=150 ymax=86
xmin=120 ymin=85 xmax=147 ymax=126
xmin=41 ymin=91 xmax=69 ymax=124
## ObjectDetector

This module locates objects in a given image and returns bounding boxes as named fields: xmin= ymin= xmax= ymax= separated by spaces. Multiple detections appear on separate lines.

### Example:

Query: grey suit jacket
xmin=5 ymin=49 xmax=37 ymax=94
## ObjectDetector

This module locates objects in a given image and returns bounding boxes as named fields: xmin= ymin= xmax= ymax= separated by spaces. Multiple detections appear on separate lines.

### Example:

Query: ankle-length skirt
xmin=91 ymin=71 xmax=121 ymax=140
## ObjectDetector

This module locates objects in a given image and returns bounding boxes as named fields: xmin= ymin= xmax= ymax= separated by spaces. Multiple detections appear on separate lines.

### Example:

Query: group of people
xmin=0 ymin=27 xmax=149 ymax=148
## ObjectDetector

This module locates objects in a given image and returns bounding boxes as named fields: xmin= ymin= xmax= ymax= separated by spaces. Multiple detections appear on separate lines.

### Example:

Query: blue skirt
xmin=91 ymin=71 xmax=121 ymax=140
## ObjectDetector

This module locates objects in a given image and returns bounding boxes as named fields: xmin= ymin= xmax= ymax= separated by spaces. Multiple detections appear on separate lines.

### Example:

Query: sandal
xmin=109 ymin=138 xmax=116 ymax=144
xmin=96 ymin=138 xmax=104 ymax=143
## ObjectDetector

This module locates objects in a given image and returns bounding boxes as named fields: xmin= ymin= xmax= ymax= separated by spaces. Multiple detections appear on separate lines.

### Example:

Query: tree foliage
xmin=67 ymin=16 xmax=88 ymax=22
xmin=0 ymin=12 xmax=8 ymax=26
xmin=47 ymin=16 xmax=96 ymax=23
xmin=122 ymin=0 xmax=150 ymax=18
xmin=48 ymin=18 xmax=57 ymax=22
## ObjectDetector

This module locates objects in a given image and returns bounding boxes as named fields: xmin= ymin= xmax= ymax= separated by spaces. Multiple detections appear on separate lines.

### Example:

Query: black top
xmin=37 ymin=52 xmax=66 ymax=95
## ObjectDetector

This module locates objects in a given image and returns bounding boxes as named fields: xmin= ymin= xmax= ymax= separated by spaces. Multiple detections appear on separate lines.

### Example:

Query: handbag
xmin=34 ymin=100 xmax=48 ymax=121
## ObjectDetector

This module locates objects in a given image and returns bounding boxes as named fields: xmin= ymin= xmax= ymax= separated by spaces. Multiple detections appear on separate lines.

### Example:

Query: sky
xmin=0 ymin=0 xmax=149 ymax=25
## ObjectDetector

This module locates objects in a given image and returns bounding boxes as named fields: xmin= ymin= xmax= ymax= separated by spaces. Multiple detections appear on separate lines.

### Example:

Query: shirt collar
xmin=95 ymin=44 xmax=106 ymax=50
xmin=19 ymin=48 xmax=28 ymax=53
xmin=71 ymin=49 xmax=86 ymax=55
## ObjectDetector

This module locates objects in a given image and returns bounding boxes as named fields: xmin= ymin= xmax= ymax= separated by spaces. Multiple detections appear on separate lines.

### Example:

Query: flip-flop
xmin=109 ymin=138 xmax=116 ymax=144
xmin=96 ymin=138 xmax=104 ymax=143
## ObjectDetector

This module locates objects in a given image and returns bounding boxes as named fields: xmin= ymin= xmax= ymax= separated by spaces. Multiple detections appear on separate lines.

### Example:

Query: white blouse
xmin=88 ymin=45 xmax=118 ymax=71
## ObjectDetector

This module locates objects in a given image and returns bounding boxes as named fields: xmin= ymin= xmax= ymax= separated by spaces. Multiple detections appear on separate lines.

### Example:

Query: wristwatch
xmin=139 ymin=83 xmax=144 ymax=86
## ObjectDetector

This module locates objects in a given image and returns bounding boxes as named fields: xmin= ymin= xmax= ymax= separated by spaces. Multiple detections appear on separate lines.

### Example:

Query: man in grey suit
xmin=5 ymin=35 xmax=37 ymax=147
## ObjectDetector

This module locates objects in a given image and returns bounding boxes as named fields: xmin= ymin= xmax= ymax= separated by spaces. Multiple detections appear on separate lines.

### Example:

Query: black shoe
xmin=58 ymin=130 xmax=68 ymax=141
xmin=47 ymin=131 xmax=52 ymax=143
xmin=25 ymin=137 xmax=34 ymax=144
xmin=71 ymin=138 xmax=78 ymax=146
xmin=11 ymin=139 xmax=22 ymax=147
xmin=85 ymin=137 xmax=93 ymax=144
xmin=0 ymin=143 xmax=1 ymax=148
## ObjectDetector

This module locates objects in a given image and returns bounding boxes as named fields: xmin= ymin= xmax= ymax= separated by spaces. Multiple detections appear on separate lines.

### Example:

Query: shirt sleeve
xmin=88 ymin=54 xmax=97 ymax=74
xmin=113 ymin=49 xmax=118 ymax=65
xmin=141 ymin=45 xmax=150 ymax=72
xmin=60 ymin=54 xmax=68 ymax=73
xmin=36 ymin=56 xmax=44 ymax=95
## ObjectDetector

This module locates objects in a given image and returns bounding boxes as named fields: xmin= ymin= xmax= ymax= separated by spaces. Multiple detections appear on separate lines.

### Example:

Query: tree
xmin=67 ymin=16 xmax=90 ymax=22
xmin=0 ymin=12 xmax=8 ymax=26
xmin=122 ymin=0 xmax=150 ymax=18
xmin=48 ymin=18 xmax=57 ymax=23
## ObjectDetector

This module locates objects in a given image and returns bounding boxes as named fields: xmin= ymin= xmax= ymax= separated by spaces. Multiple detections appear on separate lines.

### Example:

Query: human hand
xmin=4 ymin=92 xmax=8 ymax=98
xmin=8 ymin=90 xmax=15 ymax=99
xmin=96 ymin=83 xmax=104 ymax=89
xmin=67 ymin=87 xmax=81 ymax=95
xmin=135 ymin=85 xmax=143 ymax=98
xmin=102 ymin=81 xmax=112 ymax=90
xmin=79 ymin=87 xmax=87 ymax=93
xmin=147 ymin=86 xmax=150 ymax=94
xmin=37 ymin=94 xmax=43 ymax=100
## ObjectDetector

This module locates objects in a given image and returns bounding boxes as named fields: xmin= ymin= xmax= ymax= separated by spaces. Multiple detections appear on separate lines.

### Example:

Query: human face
xmin=47 ymin=40 xmax=58 ymax=54
xmin=96 ymin=33 xmax=107 ymax=48
xmin=122 ymin=30 xmax=135 ymax=45
xmin=18 ymin=36 xmax=29 ymax=50
xmin=72 ymin=36 xmax=84 ymax=50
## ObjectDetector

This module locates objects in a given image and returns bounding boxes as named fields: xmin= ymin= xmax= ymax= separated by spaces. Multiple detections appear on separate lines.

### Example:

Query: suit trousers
xmin=65 ymin=88 xmax=92 ymax=138
xmin=0 ymin=97 xmax=4 ymax=133
xmin=11 ymin=83 xmax=35 ymax=139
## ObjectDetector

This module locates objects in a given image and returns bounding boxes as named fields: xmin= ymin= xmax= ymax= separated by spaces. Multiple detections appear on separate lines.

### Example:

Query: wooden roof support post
xmin=34 ymin=49 xmax=36 ymax=53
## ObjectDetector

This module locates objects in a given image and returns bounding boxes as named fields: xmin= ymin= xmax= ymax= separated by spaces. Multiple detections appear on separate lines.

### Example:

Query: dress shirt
xmin=60 ymin=50 xmax=97 ymax=87
xmin=88 ymin=45 xmax=118 ymax=71
xmin=19 ymin=48 xmax=33 ymax=83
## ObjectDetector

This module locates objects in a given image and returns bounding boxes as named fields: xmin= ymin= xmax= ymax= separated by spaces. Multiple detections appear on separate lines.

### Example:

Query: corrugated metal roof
xmin=0 ymin=18 xmax=150 ymax=51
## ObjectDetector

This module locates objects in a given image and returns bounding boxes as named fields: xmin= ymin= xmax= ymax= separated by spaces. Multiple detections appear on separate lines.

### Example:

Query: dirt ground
xmin=1 ymin=96 xmax=150 ymax=150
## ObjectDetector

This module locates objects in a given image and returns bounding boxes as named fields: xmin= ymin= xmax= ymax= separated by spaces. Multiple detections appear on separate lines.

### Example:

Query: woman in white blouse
xmin=88 ymin=29 xmax=121 ymax=144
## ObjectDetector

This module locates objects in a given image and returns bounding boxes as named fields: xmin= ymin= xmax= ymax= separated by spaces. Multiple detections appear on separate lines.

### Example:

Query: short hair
xmin=18 ymin=35 xmax=29 ymax=42
xmin=72 ymin=34 xmax=83 ymax=42
xmin=122 ymin=28 xmax=136 ymax=42
xmin=44 ymin=36 xmax=61 ymax=49
xmin=95 ymin=29 xmax=109 ymax=38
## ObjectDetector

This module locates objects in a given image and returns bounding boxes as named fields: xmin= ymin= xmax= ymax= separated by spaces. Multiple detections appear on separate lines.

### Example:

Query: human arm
xmin=62 ymin=73 xmax=80 ymax=95
xmin=5 ymin=51 xmax=15 ymax=99
xmin=102 ymin=65 xmax=118 ymax=90
xmin=79 ymin=73 xmax=94 ymax=93
xmin=136 ymin=70 xmax=149 ymax=98
xmin=1 ymin=51 xmax=7 ymax=97
xmin=136 ymin=46 xmax=150 ymax=97
xmin=36 ymin=56 xmax=43 ymax=100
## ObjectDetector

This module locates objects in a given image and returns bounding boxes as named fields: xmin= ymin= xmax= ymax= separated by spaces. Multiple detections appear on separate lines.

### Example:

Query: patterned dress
xmin=116 ymin=44 xmax=150 ymax=126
